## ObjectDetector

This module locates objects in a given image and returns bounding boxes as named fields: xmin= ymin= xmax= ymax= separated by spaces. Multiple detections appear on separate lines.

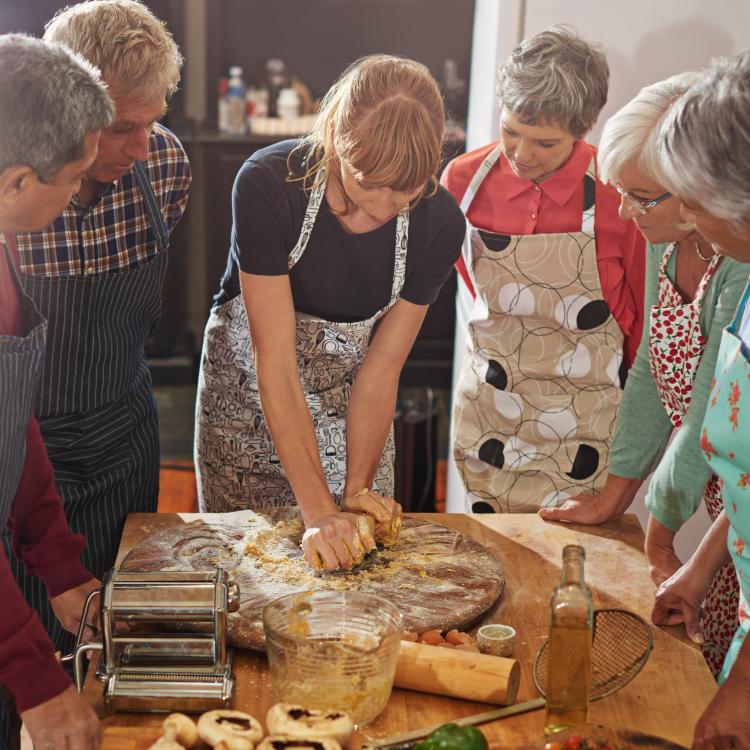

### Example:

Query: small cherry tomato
xmin=417 ymin=628 xmax=445 ymax=645
xmin=564 ymin=736 xmax=584 ymax=750
xmin=544 ymin=743 xmax=562 ymax=750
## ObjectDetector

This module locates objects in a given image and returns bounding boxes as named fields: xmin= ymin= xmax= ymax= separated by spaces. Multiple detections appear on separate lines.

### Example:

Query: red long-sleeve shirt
xmin=0 ymin=245 xmax=93 ymax=713
xmin=441 ymin=140 xmax=646 ymax=368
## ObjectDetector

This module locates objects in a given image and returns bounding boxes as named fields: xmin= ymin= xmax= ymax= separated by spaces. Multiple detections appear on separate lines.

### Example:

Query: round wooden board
xmin=520 ymin=724 xmax=688 ymax=750
xmin=121 ymin=509 xmax=505 ymax=651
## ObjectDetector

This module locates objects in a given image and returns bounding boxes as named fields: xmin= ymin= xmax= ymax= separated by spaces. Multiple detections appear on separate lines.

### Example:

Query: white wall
xmin=523 ymin=0 xmax=750 ymax=145
xmin=465 ymin=0 xmax=526 ymax=150
xmin=465 ymin=0 xmax=750 ymax=149
xmin=451 ymin=0 xmax=750 ymax=561
xmin=446 ymin=0 xmax=528 ymax=512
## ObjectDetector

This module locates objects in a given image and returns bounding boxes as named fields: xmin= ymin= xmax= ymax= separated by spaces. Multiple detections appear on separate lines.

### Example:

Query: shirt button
xmin=531 ymin=213 xmax=537 ymax=219
xmin=85 ymin=264 xmax=94 ymax=275
xmin=534 ymin=186 xmax=541 ymax=192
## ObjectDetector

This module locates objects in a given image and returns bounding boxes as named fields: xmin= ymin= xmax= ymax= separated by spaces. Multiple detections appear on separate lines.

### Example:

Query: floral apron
xmin=195 ymin=171 xmax=407 ymax=511
xmin=648 ymin=244 xmax=737 ymax=676
xmin=701 ymin=279 xmax=750 ymax=684
xmin=452 ymin=145 xmax=624 ymax=513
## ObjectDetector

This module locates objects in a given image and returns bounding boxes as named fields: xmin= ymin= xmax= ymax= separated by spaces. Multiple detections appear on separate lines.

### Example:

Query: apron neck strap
xmin=581 ymin=156 xmax=597 ymax=234
xmin=459 ymin=144 xmax=503 ymax=213
xmin=693 ymin=250 xmax=722 ymax=303
xmin=132 ymin=161 xmax=168 ymax=250
xmin=288 ymin=168 xmax=327 ymax=269
xmin=730 ymin=281 xmax=750 ymax=332
xmin=388 ymin=210 xmax=409 ymax=307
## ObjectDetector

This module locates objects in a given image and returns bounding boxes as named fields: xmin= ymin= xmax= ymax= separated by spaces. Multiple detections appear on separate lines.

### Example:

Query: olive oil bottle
xmin=544 ymin=544 xmax=593 ymax=734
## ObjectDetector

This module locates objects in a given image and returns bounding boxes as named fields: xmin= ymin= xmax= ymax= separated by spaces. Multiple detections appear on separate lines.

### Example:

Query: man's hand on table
xmin=692 ymin=676 xmax=750 ymax=749
xmin=21 ymin=684 xmax=101 ymax=750
xmin=51 ymin=577 xmax=101 ymax=640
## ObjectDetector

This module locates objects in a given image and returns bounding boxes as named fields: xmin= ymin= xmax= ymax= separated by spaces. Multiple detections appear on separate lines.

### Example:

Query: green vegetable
xmin=414 ymin=722 xmax=488 ymax=750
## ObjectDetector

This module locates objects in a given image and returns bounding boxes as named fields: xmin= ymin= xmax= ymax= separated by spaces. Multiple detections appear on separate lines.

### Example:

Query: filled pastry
xmin=256 ymin=738 xmax=342 ymax=750
xmin=197 ymin=709 xmax=264 ymax=750
xmin=265 ymin=704 xmax=353 ymax=745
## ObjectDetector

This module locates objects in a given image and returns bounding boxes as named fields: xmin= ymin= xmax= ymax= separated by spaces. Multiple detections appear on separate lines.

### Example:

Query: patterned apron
xmin=648 ymin=244 xmax=738 ymax=676
xmin=2 ymin=162 xmax=168 ymax=656
xmin=0 ymin=242 xmax=46 ymax=750
xmin=452 ymin=145 xmax=624 ymax=513
xmin=701 ymin=280 xmax=750 ymax=684
xmin=195 ymin=171 xmax=407 ymax=511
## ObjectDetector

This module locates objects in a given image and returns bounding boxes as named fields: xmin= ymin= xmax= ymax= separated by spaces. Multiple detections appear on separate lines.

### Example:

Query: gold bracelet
xmin=347 ymin=487 xmax=370 ymax=500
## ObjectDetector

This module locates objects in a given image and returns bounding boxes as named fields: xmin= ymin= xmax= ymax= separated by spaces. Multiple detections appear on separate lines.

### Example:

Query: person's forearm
xmin=682 ymin=510 xmax=731 ymax=592
xmin=344 ymin=362 xmax=399 ymax=497
xmin=256 ymin=358 xmax=334 ymax=525
xmin=601 ymin=472 xmax=643 ymax=513
xmin=0 ymin=550 xmax=71 ymax=713
xmin=646 ymin=512 xmax=677 ymax=549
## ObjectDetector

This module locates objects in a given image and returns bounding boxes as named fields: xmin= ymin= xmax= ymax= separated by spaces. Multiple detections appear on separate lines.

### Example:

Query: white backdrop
xmin=448 ymin=0 xmax=750 ymax=560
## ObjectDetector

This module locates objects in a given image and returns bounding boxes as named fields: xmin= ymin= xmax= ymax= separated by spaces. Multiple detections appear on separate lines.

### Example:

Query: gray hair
xmin=658 ymin=51 xmax=750 ymax=226
xmin=598 ymin=71 xmax=702 ymax=186
xmin=44 ymin=0 xmax=183 ymax=102
xmin=0 ymin=34 xmax=112 ymax=181
xmin=497 ymin=25 xmax=609 ymax=138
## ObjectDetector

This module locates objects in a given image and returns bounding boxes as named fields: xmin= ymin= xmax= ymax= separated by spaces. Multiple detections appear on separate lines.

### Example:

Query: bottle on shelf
xmin=544 ymin=544 xmax=593 ymax=734
xmin=217 ymin=76 xmax=229 ymax=133
xmin=225 ymin=65 xmax=247 ymax=134
xmin=277 ymin=87 xmax=301 ymax=119
xmin=246 ymin=86 xmax=269 ymax=119
xmin=265 ymin=58 xmax=288 ymax=117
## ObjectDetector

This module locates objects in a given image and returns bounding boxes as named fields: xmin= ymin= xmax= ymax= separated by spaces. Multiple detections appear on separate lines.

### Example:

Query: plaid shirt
xmin=16 ymin=123 xmax=191 ymax=277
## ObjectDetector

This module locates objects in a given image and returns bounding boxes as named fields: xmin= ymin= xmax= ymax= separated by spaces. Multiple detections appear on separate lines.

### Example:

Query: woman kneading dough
xmin=195 ymin=55 xmax=465 ymax=570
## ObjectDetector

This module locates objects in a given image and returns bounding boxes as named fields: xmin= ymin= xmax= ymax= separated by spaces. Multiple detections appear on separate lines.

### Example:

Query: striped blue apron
xmin=0 ymin=244 xmax=46 ymax=529
xmin=2 ymin=162 xmax=168 ymax=655
xmin=0 ymin=242 xmax=46 ymax=750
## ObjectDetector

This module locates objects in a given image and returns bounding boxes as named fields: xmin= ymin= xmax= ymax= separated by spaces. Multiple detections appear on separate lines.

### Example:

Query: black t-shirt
xmin=214 ymin=139 xmax=465 ymax=322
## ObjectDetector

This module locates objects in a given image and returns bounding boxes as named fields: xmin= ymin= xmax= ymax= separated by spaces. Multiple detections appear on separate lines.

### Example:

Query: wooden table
xmin=87 ymin=513 xmax=717 ymax=749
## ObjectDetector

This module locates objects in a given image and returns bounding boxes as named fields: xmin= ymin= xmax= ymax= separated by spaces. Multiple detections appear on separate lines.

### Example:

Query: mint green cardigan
xmin=609 ymin=242 xmax=748 ymax=532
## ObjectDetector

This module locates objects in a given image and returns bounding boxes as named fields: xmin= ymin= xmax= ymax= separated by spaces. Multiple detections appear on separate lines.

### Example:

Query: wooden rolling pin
xmin=394 ymin=640 xmax=520 ymax=705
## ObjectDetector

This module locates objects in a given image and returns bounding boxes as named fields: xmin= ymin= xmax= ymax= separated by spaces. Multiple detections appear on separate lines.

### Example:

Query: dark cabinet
xmin=148 ymin=134 xmax=280 ymax=362
xmin=200 ymin=139 xmax=269 ymax=293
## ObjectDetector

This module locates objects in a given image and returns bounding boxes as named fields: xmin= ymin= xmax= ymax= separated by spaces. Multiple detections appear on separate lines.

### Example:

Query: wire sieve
xmin=370 ymin=608 xmax=653 ymax=750
xmin=534 ymin=607 xmax=653 ymax=700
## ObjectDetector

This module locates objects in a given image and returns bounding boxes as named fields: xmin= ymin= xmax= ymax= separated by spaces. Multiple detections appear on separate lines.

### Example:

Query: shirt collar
xmin=499 ymin=140 xmax=591 ymax=206
xmin=71 ymin=178 xmax=119 ymax=212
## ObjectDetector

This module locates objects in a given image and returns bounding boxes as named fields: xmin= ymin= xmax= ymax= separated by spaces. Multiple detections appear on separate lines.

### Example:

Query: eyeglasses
xmin=615 ymin=184 xmax=673 ymax=215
